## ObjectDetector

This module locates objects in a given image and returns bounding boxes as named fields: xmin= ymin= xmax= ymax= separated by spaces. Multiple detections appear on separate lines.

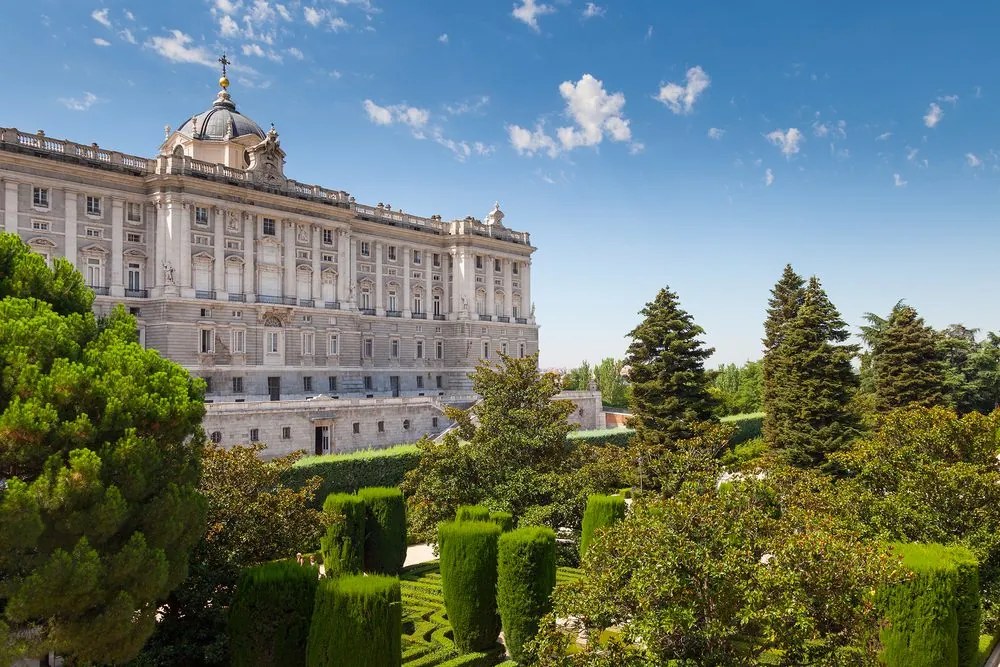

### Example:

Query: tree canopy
xmin=870 ymin=305 xmax=948 ymax=412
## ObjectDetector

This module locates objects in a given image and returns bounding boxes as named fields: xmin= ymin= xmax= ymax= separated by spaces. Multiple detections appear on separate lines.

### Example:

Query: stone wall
xmin=557 ymin=390 xmax=604 ymax=430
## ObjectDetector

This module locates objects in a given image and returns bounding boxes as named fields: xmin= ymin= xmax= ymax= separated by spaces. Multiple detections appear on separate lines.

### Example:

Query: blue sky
xmin=4 ymin=1 xmax=1000 ymax=368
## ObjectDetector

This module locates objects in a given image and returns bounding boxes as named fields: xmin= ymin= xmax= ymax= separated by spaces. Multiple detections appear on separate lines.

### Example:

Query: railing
xmin=258 ymin=294 xmax=297 ymax=305
xmin=497 ymin=316 xmax=510 ymax=323
xmin=433 ymin=314 xmax=446 ymax=321
xmin=478 ymin=314 xmax=493 ymax=321
xmin=324 ymin=301 xmax=341 ymax=310
xmin=359 ymin=308 xmax=376 ymax=316
xmin=229 ymin=293 xmax=246 ymax=302
xmin=125 ymin=289 xmax=149 ymax=298
xmin=386 ymin=310 xmax=402 ymax=318
xmin=89 ymin=285 xmax=109 ymax=295
xmin=299 ymin=298 xmax=315 ymax=308
xmin=195 ymin=290 xmax=216 ymax=300
xmin=353 ymin=204 xmax=447 ymax=235
xmin=411 ymin=312 xmax=427 ymax=319
xmin=515 ymin=317 xmax=528 ymax=324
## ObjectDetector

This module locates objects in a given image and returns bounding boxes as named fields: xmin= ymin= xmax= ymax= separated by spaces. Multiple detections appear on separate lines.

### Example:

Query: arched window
xmin=360 ymin=283 xmax=372 ymax=310
xmin=475 ymin=289 xmax=486 ymax=315
xmin=433 ymin=293 xmax=442 ymax=316
xmin=495 ymin=291 xmax=505 ymax=317
xmin=210 ymin=431 xmax=222 ymax=443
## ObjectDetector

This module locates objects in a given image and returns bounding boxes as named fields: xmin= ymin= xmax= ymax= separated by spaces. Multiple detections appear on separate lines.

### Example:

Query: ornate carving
xmin=246 ymin=124 xmax=287 ymax=187
xmin=163 ymin=261 xmax=176 ymax=285
xmin=226 ymin=210 xmax=240 ymax=233
xmin=297 ymin=224 xmax=309 ymax=243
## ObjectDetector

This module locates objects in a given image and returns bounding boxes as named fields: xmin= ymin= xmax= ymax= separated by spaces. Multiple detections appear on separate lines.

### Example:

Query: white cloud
xmin=59 ymin=92 xmax=99 ymax=111
xmin=582 ymin=3 xmax=605 ymax=18
xmin=512 ymin=0 xmax=555 ymax=32
xmin=304 ymin=6 xmax=325 ymax=26
xmin=365 ymin=99 xmax=491 ymax=161
xmin=93 ymin=37 xmax=111 ymax=47
xmin=764 ymin=168 xmax=774 ymax=186
xmin=287 ymin=46 xmax=304 ymax=59
xmin=938 ymin=94 xmax=959 ymax=105
xmin=655 ymin=66 xmax=711 ymax=115
xmin=893 ymin=173 xmax=907 ymax=187
xmin=276 ymin=3 xmax=293 ymax=21
xmin=247 ymin=0 xmax=276 ymax=24
xmin=812 ymin=119 xmax=846 ymax=138
xmin=507 ymin=124 xmax=559 ymax=157
xmin=362 ymin=100 xmax=429 ymax=130
xmin=119 ymin=28 xmax=137 ymax=43
xmin=242 ymin=43 xmax=266 ymax=58
xmin=330 ymin=17 xmax=349 ymax=31
xmin=215 ymin=0 xmax=242 ymax=14
xmin=438 ymin=33 xmax=448 ymax=43
xmin=765 ymin=128 xmax=803 ymax=157
xmin=330 ymin=69 xmax=342 ymax=79
xmin=645 ymin=25 xmax=653 ymax=40
xmin=875 ymin=131 xmax=892 ymax=141
xmin=966 ymin=153 xmax=982 ymax=167
xmin=146 ymin=30 xmax=216 ymax=67
xmin=91 ymin=8 xmax=112 ymax=28
xmin=431 ymin=129 xmax=495 ymax=161
xmin=707 ymin=127 xmax=725 ymax=140
xmin=220 ymin=14 xmax=240 ymax=36
xmin=445 ymin=95 xmax=490 ymax=115
xmin=124 ymin=10 xmax=135 ymax=20
xmin=924 ymin=102 xmax=943 ymax=128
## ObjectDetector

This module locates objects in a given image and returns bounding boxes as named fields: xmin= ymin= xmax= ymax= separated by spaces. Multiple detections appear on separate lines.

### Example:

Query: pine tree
xmin=872 ymin=305 xmax=948 ymax=411
xmin=625 ymin=286 xmax=717 ymax=443
xmin=762 ymin=265 xmax=806 ymax=447
xmin=768 ymin=277 xmax=858 ymax=469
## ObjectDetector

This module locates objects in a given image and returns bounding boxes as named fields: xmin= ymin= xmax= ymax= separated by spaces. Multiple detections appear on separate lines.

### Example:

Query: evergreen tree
xmin=767 ymin=277 xmax=858 ymax=469
xmin=624 ymin=286 xmax=717 ymax=443
xmin=761 ymin=265 xmax=805 ymax=447
xmin=872 ymin=305 xmax=948 ymax=411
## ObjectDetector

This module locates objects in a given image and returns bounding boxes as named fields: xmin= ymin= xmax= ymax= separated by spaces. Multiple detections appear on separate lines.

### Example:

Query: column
xmin=337 ymin=228 xmax=351 ymax=307
xmin=153 ymin=199 xmax=164 ymax=293
xmin=283 ymin=220 xmax=295 ymax=300
xmin=424 ymin=250 xmax=433 ymax=316
xmin=213 ymin=208 xmax=226 ymax=299
xmin=163 ymin=197 xmax=182 ymax=296
xmin=374 ymin=241 xmax=384 ymax=316
xmin=110 ymin=198 xmax=124 ymax=297
xmin=65 ymin=190 xmax=78 ymax=271
xmin=178 ymin=202 xmax=192 ymax=295
xmin=3 ymin=180 xmax=17 ymax=233
xmin=311 ymin=225 xmax=321 ymax=303
xmin=402 ymin=245 xmax=411 ymax=317
xmin=523 ymin=260 xmax=532 ymax=322
xmin=503 ymin=257 xmax=513 ymax=318
xmin=447 ymin=249 xmax=456 ymax=318
xmin=243 ymin=213 xmax=255 ymax=301
xmin=485 ymin=255 xmax=495 ymax=320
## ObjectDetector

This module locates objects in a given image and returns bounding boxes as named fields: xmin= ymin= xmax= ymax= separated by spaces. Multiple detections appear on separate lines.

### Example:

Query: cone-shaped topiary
xmin=456 ymin=505 xmax=491 ymax=522
xmin=579 ymin=494 xmax=626 ymax=560
xmin=357 ymin=487 xmax=407 ymax=574
xmin=489 ymin=511 xmax=514 ymax=533
xmin=229 ymin=560 xmax=319 ymax=667
xmin=438 ymin=520 xmax=502 ymax=652
xmin=496 ymin=526 xmax=556 ymax=661
xmin=306 ymin=574 xmax=401 ymax=667
xmin=320 ymin=493 xmax=365 ymax=577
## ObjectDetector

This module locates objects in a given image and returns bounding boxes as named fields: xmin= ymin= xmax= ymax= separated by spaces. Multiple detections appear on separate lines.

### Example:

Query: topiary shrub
xmin=949 ymin=546 xmax=981 ymax=667
xmin=496 ymin=526 xmax=557 ymax=662
xmin=284 ymin=445 xmax=423 ymax=507
xmin=579 ymin=494 xmax=626 ymax=560
xmin=489 ymin=511 xmax=514 ymax=532
xmin=357 ymin=487 xmax=407 ymax=574
xmin=438 ymin=520 xmax=502 ymax=652
xmin=306 ymin=574 xmax=401 ymax=667
xmin=229 ymin=560 xmax=319 ymax=667
xmin=319 ymin=493 xmax=365 ymax=577
xmin=456 ymin=505 xmax=491 ymax=523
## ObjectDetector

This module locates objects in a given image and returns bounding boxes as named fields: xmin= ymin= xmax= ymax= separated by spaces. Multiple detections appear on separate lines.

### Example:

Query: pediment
xmin=80 ymin=243 xmax=108 ymax=255
xmin=27 ymin=236 xmax=56 ymax=248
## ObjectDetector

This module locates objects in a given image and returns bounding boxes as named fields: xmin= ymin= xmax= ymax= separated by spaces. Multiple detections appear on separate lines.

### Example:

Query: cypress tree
xmin=625 ymin=286 xmax=717 ymax=444
xmin=872 ymin=305 xmax=949 ymax=412
xmin=768 ymin=277 xmax=858 ymax=469
xmin=762 ymin=264 xmax=806 ymax=447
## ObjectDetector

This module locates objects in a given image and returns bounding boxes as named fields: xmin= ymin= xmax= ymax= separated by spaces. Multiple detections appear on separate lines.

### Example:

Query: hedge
xmin=284 ymin=445 xmax=422 ymax=507
xmin=438 ymin=521 xmax=502 ymax=652
xmin=497 ymin=527 xmax=557 ymax=662
xmin=357 ymin=487 xmax=407 ymax=574
xmin=320 ymin=493 xmax=366 ymax=577
xmin=489 ymin=511 xmax=514 ymax=533
xmin=567 ymin=428 xmax=634 ymax=448
xmin=579 ymin=494 xmax=626 ymax=560
xmin=306 ymin=574 xmax=401 ymax=667
xmin=879 ymin=543 xmax=981 ymax=667
xmin=455 ymin=505 xmax=491 ymax=523
xmin=229 ymin=560 xmax=319 ymax=667
xmin=566 ymin=413 xmax=763 ymax=449
xmin=720 ymin=412 xmax=764 ymax=445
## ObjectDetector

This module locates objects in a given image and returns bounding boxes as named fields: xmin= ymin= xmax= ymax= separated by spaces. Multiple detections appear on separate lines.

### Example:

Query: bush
xmin=879 ymin=543 xmax=981 ymax=667
xmin=579 ymin=494 xmax=626 ymax=560
xmin=306 ymin=574 xmax=401 ymax=667
xmin=357 ymin=487 xmax=407 ymax=575
xmin=567 ymin=428 xmax=634 ymax=448
xmin=284 ymin=445 xmax=422 ymax=506
xmin=456 ymin=505 xmax=491 ymax=522
xmin=438 ymin=521 xmax=502 ymax=652
xmin=229 ymin=560 xmax=319 ymax=667
xmin=489 ymin=511 xmax=514 ymax=532
xmin=496 ymin=527 xmax=557 ymax=662
xmin=319 ymin=493 xmax=365 ymax=577
xmin=720 ymin=412 xmax=764 ymax=446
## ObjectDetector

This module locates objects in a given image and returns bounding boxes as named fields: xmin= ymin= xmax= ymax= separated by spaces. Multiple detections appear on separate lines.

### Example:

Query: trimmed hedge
xmin=455 ymin=505 xmax=491 ymax=523
xmin=497 ymin=527 xmax=557 ymax=662
xmin=438 ymin=521 xmax=502 ymax=653
xmin=720 ymin=412 xmax=764 ymax=445
xmin=880 ymin=543 xmax=981 ymax=667
xmin=579 ymin=494 xmax=626 ymax=560
xmin=489 ymin=511 xmax=514 ymax=533
xmin=284 ymin=445 xmax=422 ymax=507
xmin=319 ymin=493 xmax=365 ymax=577
xmin=567 ymin=428 xmax=634 ymax=448
xmin=306 ymin=574 xmax=401 ymax=667
xmin=229 ymin=560 xmax=319 ymax=667
xmin=357 ymin=486 xmax=407 ymax=574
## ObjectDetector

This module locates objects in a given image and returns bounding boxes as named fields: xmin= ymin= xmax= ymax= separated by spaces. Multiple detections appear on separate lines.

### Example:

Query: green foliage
xmin=0 ymin=234 xmax=206 ymax=664
xmin=320 ymin=493 xmax=366 ymax=577
xmin=871 ymin=305 xmax=949 ymax=412
xmin=762 ymin=264 xmax=806 ymax=448
xmin=438 ymin=521 xmax=502 ymax=653
xmin=711 ymin=360 xmax=764 ymax=416
xmin=561 ymin=361 xmax=592 ymax=391
xmin=593 ymin=358 xmax=629 ymax=408
xmin=938 ymin=328 xmax=1000 ymax=415
xmin=720 ymin=411 xmax=764 ymax=445
xmin=625 ymin=286 xmax=718 ymax=443
xmin=719 ymin=437 xmax=769 ymax=467
xmin=566 ymin=428 xmax=633 ymax=447
xmin=489 ymin=512 xmax=514 ymax=532
xmin=456 ymin=505 xmax=491 ymax=522
xmin=497 ymin=527 xmax=557 ymax=661
xmin=357 ymin=487 xmax=407 ymax=575
xmin=579 ymin=494 xmax=626 ymax=560
xmin=229 ymin=560 xmax=319 ymax=667
xmin=307 ymin=574 xmax=401 ymax=667
xmin=284 ymin=445 xmax=422 ymax=507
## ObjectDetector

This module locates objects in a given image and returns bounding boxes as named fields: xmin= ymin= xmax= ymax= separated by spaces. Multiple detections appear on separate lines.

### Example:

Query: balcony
xmin=515 ymin=317 xmax=528 ymax=324
xmin=124 ymin=288 xmax=148 ymax=298
xmin=324 ymin=301 xmax=341 ymax=310
xmin=359 ymin=308 xmax=376 ymax=316
xmin=478 ymin=314 xmax=493 ymax=322
xmin=433 ymin=314 xmax=445 ymax=321
xmin=229 ymin=293 xmax=246 ymax=302
xmin=411 ymin=312 xmax=427 ymax=319
xmin=497 ymin=316 xmax=510 ymax=323
xmin=89 ymin=285 xmax=110 ymax=296
xmin=387 ymin=310 xmax=402 ymax=318
xmin=195 ymin=290 xmax=216 ymax=300
xmin=258 ymin=295 xmax=297 ymax=306
xmin=299 ymin=298 xmax=315 ymax=308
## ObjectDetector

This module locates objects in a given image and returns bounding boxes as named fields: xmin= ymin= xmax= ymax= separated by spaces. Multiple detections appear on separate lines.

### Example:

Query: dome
xmin=176 ymin=90 xmax=265 ymax=142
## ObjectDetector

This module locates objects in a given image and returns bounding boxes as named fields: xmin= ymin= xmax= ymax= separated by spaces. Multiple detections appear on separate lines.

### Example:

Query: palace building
xmin=0 ymin=64 xmax=572 ymax=457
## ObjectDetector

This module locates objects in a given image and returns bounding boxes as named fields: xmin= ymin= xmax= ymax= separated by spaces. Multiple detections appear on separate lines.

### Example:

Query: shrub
xmin=438 ymin=521 xmax=502 ymax=652
xmin=879 ymin=543 xmax=981 ymax=667
xmin=489 ymin=511 xmax=514 ymax=532
xmin=567 ymin=428 xmax=634 ymax=448
xmin=456 ymin=505 xmax=491 ymax=523
xmin=357 ymin=487 xmax=407 ymax=574
xmin=306 ymin=574 xmax=401 ymax=667
xmin=284 ymin=445 xmax=422 ymax=506
xmin=720 ymin=412 xmax=764 ymax=445
xmin=579 ymin=494 xmax=626 ymax=560
xmin=229 ymin=560 xmax=319 ymax=667
xmin=319 ymin=493 xmax=365 ymax=577
xmin=497 ymin=527 xmax=557 ymax=661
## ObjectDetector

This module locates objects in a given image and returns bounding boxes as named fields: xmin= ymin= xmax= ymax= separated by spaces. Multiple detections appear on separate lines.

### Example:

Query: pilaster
xmin=402 ymin=245 xmax=411 ymax=317
xmin=213 ymin=207 xmax=226 ymax=299
xmin=375 ymin=241 xmax=384 ymax=316
xmin=339 ymin=229 xmax=353 ymax=308
xmin=503 ymin=258 xmax=513 ymax=318
xmin=3 ymin=180 xmax=18 ymax=233
xmin=424 ymin=250 xmax=433 ymax=315
xmin=65 ymin=190 xmax=78 ymax=271
xmin=485 ymin=254 xmax=495 ymax=319
xmin=311 ymin=225 xmax=321 ymax=301
xmin=110 ymin=198 xmax=124 ymax=296
xmin=243 ymin=213 xmax=255 ymax=301
xmin=282 ymin=220 xmax=295 ymax=298
xmin=178 ymin=201 xmax=192 ymax=296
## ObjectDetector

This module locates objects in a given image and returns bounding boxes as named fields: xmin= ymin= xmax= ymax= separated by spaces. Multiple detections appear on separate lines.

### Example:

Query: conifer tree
xmin=767 ymin=276 xmax=858 ymax=469
xmin=762 ymin=264 xmax=805 ymax=447
xmin=625 ymin=286 xmax=717 ymax=443
xmin=872 ymin=305 xmax=948 ymax=411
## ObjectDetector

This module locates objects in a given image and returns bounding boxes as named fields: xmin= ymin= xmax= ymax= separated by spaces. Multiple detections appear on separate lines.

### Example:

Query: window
xmin=476 ymin=292 xmax=486 ymax=315
xmin=231 ymin=329 xmax=245 ymax=354
xmin=353 ymin=422 xmax=361 ymax=434
xmin=127 ymin=263 xmax=142 ymax=291
xmin=281 ymin=426 xmax=291 ymax=440
xmin=85 ymin=227 xmax=103 ymax=238
xmin=519 ymin=343 xmax=526 ymax=358
xmin=262 ymin=217 xmax=276 ymax=236
xmin=475 ymin=255 xmax=483 ymax=269
xmin=267 ymin=331 xmax=280 ymax=354
xmin=416 ymin=376 xmax=423 ymax=389
xmin=200 ymin=329 xmax=214 ymax=353
xmin=483 ymin=342 xmax=490 ymax=359
xmin=432 ymin=417 xmax=439 ymax=428
xmin=436 ymin=340 xmax=444 ymax=360
xmin=233 ymin=310 xmax=242 ymax=319
xmin=193 ymin=234 xmax=210 ymax=246
xmin=512 ymin=302 xmax=520 ymax=319
xmin=328 ymin=333 xmax=339 ymax=355
xmin=232 ymin=377 xmax=244 ymax=393
xmin=387 ymin=289 xmax=398 ymax=312
xmin=86 ymin=195 xmax=102 ymax=216
xmin=433 ymin=253 xmax=441 ymax=267
xmin=200 ymin=308 xmax=211 ymax=318
xmin=388 ymin=245 xmax=397 ymax=261
xmin=302 ymin=331 xmax=315 ymax=356
xmin=391 ymin=339 xmax=399 ymax=359
xmin=360 ymin=286 xmax=372 ymax=310
xmin=416 ymin=340 xmax=424 ymax=359
xmin=296 ymin=249 xmax=311 ymax=260
xmin=363 ymin=338 xmax=373 ymax=358
xmin=126 ymin=232 xmax=142 ymax=243
xmin=86 ymin=257 xmax=102 ymax=287
xmin=32 ymin=220 xmax=49 ymax=231
xmin=413 ymin=293 xmax=423 ymax=314
xmin=195 ymin=206 xmax=209 ymax=225
xmin=436 ymin=375 xmax=443 ymax=389
xmin=303 ymin=376 xmax=313 ymax=392
xmin=328 ymin=376 xmax=337 ymax=392
xmin=210 ymin=431 xmax=222 ymax=443
xmin=360 ymin=241 xmax=370 ymax=257
xmin=501 ymin=342 xmax=508 ymax=355
xmin=323 ymin=229 xmax=333 ymax=245
xmin=127 ymin=202 xmax=142 ymax=222
xmin=413 ymin=249 xmax=421 ymax=264
xmin=203 ymin=376 xmax=213 ymax=394
xmin=33 ymin=187 xmax=49 ymax=208
xmin=433 ymin=294 xmax=442 ymax=316
xmin=494 ymin=258 xmax=501 ymax=272
xmin=364 ymin=376 xmax=373 ymax=391
xmin=226 ymin=239 xmax=242 ymax=250
xmin=403 ymin=419 xmax=411 ymax=430
xmin=322 ymin=252 xmax=334 ymax=262
xmin=250 ymin=428 xmax=259 ymax=441
xmin=377 ymin=421 xmax=385 ymax=433
xmin=513 ymin=262 xmax=520 ymax=275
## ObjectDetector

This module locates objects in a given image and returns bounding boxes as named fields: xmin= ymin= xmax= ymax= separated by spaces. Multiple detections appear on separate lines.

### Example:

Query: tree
xmin=936 ymin=326 xmax=1000 ymax=415
xmin=135 ymin=444 xmax=323 ymax=666
xmin=766 ymin=276 xmax=858 ymax=470
xmin=593 ymin=357 xmax=629 ymax=408
xmin=710 ymin=360 xmax=763 ymax=416
xmin=561 ymin=361 xmax=593 ymax=391
xmin=871 ymin=305 xmax=948 ymax=412
xmin=624 ymin=286 xmax=717 ymax=444
xmin=762 ymin=264 xmax=805 ymax=447
xmin=0 ymin=234 xmax=206 ymax=664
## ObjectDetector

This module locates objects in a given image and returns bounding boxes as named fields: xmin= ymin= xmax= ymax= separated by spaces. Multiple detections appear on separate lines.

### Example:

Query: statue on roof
xmin=485 ymin=201 xmax=504 ymax=226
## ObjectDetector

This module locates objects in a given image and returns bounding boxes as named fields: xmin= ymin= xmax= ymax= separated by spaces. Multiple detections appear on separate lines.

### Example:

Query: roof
xmin=176 ymin=90 xmax=265 ymax=142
